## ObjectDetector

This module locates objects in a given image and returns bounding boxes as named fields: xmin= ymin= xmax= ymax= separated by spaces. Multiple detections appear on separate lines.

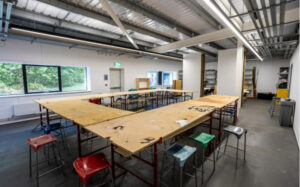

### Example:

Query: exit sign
xmin=114 ymin=62 xmax=122 ymax=67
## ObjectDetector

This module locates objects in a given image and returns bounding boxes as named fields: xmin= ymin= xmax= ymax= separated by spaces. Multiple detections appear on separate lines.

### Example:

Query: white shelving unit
xmin=205 ymin=69 xmax=217 ymax=89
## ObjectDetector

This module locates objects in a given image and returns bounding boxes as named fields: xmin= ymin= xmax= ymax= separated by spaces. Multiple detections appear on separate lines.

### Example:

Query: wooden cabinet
xmin=173 ymin=80 xmax=182 ymax=96
xmin=136 ymin=78 xmax=150 ymax=90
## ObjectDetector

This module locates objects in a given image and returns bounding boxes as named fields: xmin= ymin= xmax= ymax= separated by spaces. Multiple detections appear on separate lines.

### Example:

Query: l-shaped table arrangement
xmin=35 ymin=89 xmax=239 ymax=187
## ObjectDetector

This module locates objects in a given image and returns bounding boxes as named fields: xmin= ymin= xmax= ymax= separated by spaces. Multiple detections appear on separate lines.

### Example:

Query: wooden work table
xmin=85 ymin=95 xmax=239 ymax=155
xmin=35 ymin=99 xmax=134 ymax=126
xmin=34 ymin=92 xmax=239 ymax=187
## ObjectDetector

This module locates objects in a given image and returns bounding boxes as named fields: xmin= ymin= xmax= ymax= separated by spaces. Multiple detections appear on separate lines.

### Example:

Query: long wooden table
xmin=35 ymin=92 xmax=238 ymax=187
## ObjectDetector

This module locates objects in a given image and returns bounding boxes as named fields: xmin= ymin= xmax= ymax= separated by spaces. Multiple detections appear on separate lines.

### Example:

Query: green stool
xmin=189 ymin=132 xmax=216 ymax=186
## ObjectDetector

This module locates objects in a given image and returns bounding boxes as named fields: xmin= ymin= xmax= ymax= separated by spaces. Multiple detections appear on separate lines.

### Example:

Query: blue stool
xmin=42 ymin=123 xmax=66 ymax=148
xmin=160 ymin=143 xmax=197 ymax=187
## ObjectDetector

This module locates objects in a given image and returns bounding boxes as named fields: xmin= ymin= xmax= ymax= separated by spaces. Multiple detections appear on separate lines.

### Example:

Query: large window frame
xmin=23 ymin=64 xmax=61 ymax=94
xmin=0 ymin=62 xmax=88 ymax=96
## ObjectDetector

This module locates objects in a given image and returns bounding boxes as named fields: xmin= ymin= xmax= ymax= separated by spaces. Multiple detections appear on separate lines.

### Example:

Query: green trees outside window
xmin=61 ymin=66 xmax=87 ymax=91
xmin=26 ymin=65 xmax=59 ymax=93
xmin=0 ymin=62 xmax=87 ymax=96
xmin=0 ymin=63 xmax=24 ymax=95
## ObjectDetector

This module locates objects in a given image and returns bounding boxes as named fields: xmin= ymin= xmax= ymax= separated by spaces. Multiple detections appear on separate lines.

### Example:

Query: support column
xmin=183 ymin=53 xmax=204 ymax=99
xmin=217 ymin=40 xmax=244 ymax=112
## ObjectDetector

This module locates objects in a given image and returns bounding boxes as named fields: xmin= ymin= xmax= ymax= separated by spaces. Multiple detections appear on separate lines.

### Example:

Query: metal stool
xmin=73 ymin=153 xmax=114 ymax=187
xmin=217 ymin=125 xmax=247 ymax=169
xmin=27 ymin=134 xmax=64 ymax=187
xmin=269 ymin=97 xmax=281 ymax=117
xmin=189 ymin=132 xmax=216 ymax=186
xmin=160 ymin=143 xmax=197 ymax=187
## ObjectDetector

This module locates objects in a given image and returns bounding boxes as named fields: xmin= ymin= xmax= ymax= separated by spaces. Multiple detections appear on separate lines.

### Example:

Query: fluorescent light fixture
xmin=0 ymin=1 xmax=3 ymax=19
xmin=10 ymin=27 xmax=182 ymax=62
xmin=203 ymin=0 xmax=263 ymax=61
xmin=6 ymin=2 xmax=12 ymax=20
xmin=4 ymin=20 xmax=8 ymax=32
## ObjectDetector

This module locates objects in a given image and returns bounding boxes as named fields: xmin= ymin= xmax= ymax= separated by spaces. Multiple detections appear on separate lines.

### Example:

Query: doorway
xmin=109 ymin=68 xmax=124 ymax=93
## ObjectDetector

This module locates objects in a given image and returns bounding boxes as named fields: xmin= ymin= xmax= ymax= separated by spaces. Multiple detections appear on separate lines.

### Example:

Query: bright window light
xmin=203 ymin=0 xmax=263 ymax=61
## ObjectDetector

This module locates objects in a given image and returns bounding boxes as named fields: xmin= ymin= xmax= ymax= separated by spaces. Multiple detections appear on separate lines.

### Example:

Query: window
xmin=25 ymin=65 xmax=59 ymax=93
xmin=0 ymin=63 xmax=24 ymax=95
xmin=0 ymin=62 xmax=88 ymax=96
xmin=147 ymin=71 xmax=159 ymax=87
xmin=61 ymin=66 xmax=87 ymax=91
xmin=147 ymin=71 xmax=177 ymax=87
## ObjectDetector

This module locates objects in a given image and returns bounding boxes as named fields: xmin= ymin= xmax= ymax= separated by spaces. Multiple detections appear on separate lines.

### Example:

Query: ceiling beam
xmin=11 ymin=8 xmax=155 ymax=48
xmin=37 ymin=0 xmax=216 ymax=56
xmin=150 ymin=28 xmax=234 ymax=53
xmin=100 ymin=0 xmax=139 ymax=49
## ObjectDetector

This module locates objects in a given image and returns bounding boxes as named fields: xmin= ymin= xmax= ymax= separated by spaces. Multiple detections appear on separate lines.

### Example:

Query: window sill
xmin=0 ymin=90 xmax=92 ymax=99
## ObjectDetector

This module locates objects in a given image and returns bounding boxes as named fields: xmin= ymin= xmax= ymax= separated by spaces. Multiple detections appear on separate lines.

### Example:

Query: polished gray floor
xmin=0 ymin=99 xmax=298 ymax=187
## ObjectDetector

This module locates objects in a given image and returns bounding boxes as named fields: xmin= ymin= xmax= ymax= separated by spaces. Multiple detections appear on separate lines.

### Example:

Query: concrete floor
xmin=0 ymin=99 xmax=298 ymax=187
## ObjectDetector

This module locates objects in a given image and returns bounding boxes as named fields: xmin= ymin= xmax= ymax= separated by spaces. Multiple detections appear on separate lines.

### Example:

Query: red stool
xmin=73 ymin=153 xmax=114 ymax=187
xmin=27 ymin=134 xmax=64 ymax=187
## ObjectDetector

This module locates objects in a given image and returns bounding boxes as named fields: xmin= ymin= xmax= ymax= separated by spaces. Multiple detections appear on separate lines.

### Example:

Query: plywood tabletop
xmin=85 ymin=101 xmax=216 ymax=155
xmin=190 ymin=95 xmax=239 ymax=108
xmin=38 ymin=100 xmax=134 ymax=126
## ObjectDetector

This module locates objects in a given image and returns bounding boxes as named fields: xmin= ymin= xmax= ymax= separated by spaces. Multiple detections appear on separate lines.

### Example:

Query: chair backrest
xmin=128 ymin=89 xmax=138 ymax=98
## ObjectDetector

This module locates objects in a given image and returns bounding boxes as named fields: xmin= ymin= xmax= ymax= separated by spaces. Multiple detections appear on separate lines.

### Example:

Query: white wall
xmin=217 ymin=47 xmax=244 ymax=101
xmin=183 ymin=53 xmax=202 ymax=98
xmin=0 ymin=39 xmax=182 ymax=121
xmin=246 ymin=59 xmax=290 ymax=93
xmin=289 ymin=44 xmax=300 ymax=149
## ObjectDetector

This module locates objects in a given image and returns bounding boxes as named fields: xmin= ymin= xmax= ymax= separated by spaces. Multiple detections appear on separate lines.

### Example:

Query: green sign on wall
xmin=114 ymin=62 xmax=122 ymax=67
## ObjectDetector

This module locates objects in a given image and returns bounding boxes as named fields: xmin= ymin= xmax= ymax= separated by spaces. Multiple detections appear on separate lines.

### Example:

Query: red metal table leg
xmin=46 ymin=109 xmax=49 ymax=125
xmin=153 ymin=143 xmax=158 ymax=187
xmin=156 ymin=92 xmax=159 ymax=107
xmin=218 ymin=108 xmax=223 ymax=143
xmin=124 ymin=95 xmax=127 ymax=110
xmin=209 ymin=112 xmax=213 ymax=134
xmin=233 ymin=100 xmax=238 ymax=125
xmin=39 ymin=104 xmax=43 ymax=126
xmin=111 ymin=144 xmax=115 ymax=179
xmin=152 ymin=94 xmax=154 ymax=108
xmin=166 ymin=91 xmax=169 ymax=105
xmin=110 ymin=96 xmax=114 ymax=107
xmin=76 ymin=123 xmax=82 ymax=157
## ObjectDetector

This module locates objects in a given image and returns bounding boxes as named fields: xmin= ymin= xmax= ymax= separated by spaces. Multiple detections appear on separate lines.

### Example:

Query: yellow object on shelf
xmin=276 ymin=89 xmax=288 ymax=99
xmin=276 ymin=89 xmax=289 ymax=105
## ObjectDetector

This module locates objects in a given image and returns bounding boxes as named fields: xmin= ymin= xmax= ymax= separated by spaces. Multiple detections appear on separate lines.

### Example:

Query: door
xmin=109 ymin=68 xmax=123 ymax=93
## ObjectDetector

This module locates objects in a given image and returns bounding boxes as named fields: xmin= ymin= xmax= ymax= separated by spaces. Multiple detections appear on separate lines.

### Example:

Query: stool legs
xmin=36 ymin=151 xmax=39 ymax=187
xmin=244 ymin=133 xmax=247 ymax=162
xmin=179 ymin=166 xmax=183 ymax=187
xmin=236 ymin=138 xmax=239 ymax=169
xmin=29 ymin=145 xmax=32 ymax=177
